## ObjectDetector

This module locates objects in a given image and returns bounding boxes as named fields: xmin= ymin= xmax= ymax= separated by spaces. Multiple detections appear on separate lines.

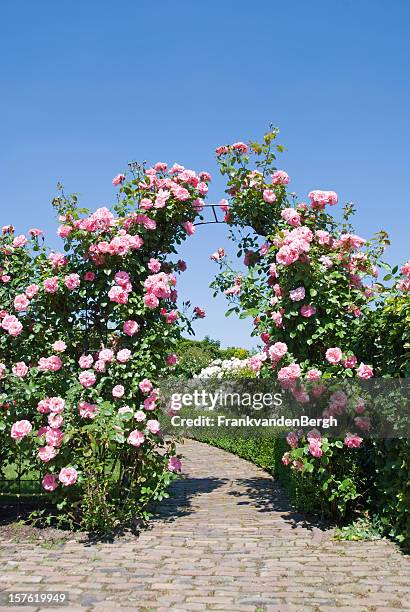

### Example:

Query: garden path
xmin=0 ymin=439 xmax=409 ymax=611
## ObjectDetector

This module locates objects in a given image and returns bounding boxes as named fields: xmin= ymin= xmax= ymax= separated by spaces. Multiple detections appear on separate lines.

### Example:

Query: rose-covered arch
xmin=0 ymin=129 xmax=409 ymax=530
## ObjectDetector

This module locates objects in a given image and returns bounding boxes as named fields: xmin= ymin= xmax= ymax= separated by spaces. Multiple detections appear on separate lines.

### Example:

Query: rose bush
xmin=0 ymin=161 xmax=209 ymax=530
xmin=211 ymin=128 xmax=409 ymax=520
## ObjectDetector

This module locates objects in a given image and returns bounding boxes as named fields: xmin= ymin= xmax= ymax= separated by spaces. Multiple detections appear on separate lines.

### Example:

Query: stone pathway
xmin=0 ymin=439 xmax=409 ymax=611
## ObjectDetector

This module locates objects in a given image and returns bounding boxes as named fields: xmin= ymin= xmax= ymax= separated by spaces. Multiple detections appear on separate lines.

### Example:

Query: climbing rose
xmin=139 ymin=379 xmax=153 ymax=394
xmin=344 ymin=433 xmax=363 ymax=448
xmin=13 ymin=234 xmax=28 ymax=247
xmin=25 ymin=284 xmax=39 ymax=298
xmin=112 ymin=385 xmax=125 ymax=398
xmin=123 ymin=320 xmax=139 ymax=336
xmin=183 ymin=221 xmax=195 ymax=235
xmin=263 ymin=189 xmax=276 ymax=204
xmin=325 ymin=347 xmax=343 ymax=364
xmin=11 ymin=420 xmax=32 ymax=440
xmin=79 ymin=370 xmax=96 ymax=388
xmin=78 ymin=401 xmax=99 ymax=419
xmin=300 ymin=304 xmax=317 ymax=318
xmin=148 ymin=258 xmax=161 ymax=273
xmin=286 ymin=431 xmax=299 ymax=448
xmin=99 ymin=348 xmax=114 ymax=363
xmin=194 ymin=306 xmax=206 ymax=318
xmin=117 ymin=349 xmax=131 ymax=363
xmin=59 ymin=467 xmax=78 ymax=486
xmin=12 ymin=362 xmax=28 ymax=378
xmin=112 ymin=173 xmax=125 ymax=185
xmin=64 ymin=274 xmax=80 ymax=290
xmin=167 ymin=456 xmax=182 ymax=472
xmin=306 ymin=369 xmax=322 ymax=380
xmin=52 ymin=340 xmax=66 ymax=352
xmin=42 ymin=474 xmax=58 ymax=491
xmin=166 ymin=354 xmax=178 ymax=366
xmin=269 ymin=342 xmax=288 ymax=360
xmin=14 ymin=294 xmax=30 ymax=311
xmin=79 ymin=354 xmax=93 ymax=369
xmin=308 ymin=439 xmax=323 ymax=458
xmin=128 ymin=430 xmax=145 ymax=447
xmin=272 ymin=170 xmax=290 ymax=185
xmin=289 ymin=286 xmax=305 ymax=302
xmin=356 ymin=363 xmax=374 ymax=379
xmin=38 ymin=445 xmax=57 ymax=462
xmin=43 ymin=277 xmax=59 ymax=293
xmin=147 ymin=419 xmax=161 ymax=434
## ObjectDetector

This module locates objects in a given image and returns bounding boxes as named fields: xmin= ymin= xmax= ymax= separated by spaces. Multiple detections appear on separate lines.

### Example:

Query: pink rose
xmin=14 ymin=294 xmax=30 ymax=312
xmin=268 ymin=342 xmax=288 ymax=360
xmin=166 ymin=354 xmax=178 ymax=366
xmin=127 ymin=429 xmax=145 ymax=447
xmin=12 ymin=361 xmax=29 ymax=378
xmin=194 ymin=306 xmax=206 ymax=318
xmin=114 ymin=271 xmax=130 ymax=287
xmin=344 ymin=433 xmax=363 ymax=449
xmin=306 ymin=368 xmax=322 ymax=381
xmin=300 ymin=304 xmax=316 ymax=318
xmin=43 ymin=277 xmax=59 ymax=293
xmin=79 ymin=354 xmax=94 ymax=369
xmin=308 ymin=439 xmax=323 ymax=458
xmin=123 ymin=320 xmax=139 ymax=336
xmin=272 ymin=170 xmax=290 ymax=185
xmin=146 ymin=419 xmax=161 ymax=434
xmin=134 ymin=410 xmax=146 ymax=422
xmin=325 ymin=347 xmax=343 ymax=364
xmin=143 ymin=293 xmax=159 ymax=309
xmin=11 ymin=420 xmax=32 ymax=440
xmin=48 ymin=413 xmax=64 ymax=428
xmin=58 ymin=467 xmax=78 ymax=486
xmin=99 ymin=348 xmax=114 ymax=362
xmin=183 ymin=221 xmax=195 ymax=235
xmin=49 ymin=397 xmax=65 ymax=413
xmin=289 ymin=286 xmax=305 ymax=302
xmin=42 ymin=474 xmax=58 ymax=491
xmin=148 ymin=258 xmax=161 ymax=273
xmin=139 ymin=378 xmax=153 ymax=394
xmin=84 ymin=272 xmax=95 ymax=281
xmin=79 ymin=370 xmax=96 ymax=388
xmin=167 ymin=456 xmax=182 ymax=472
xmin=13 ymin=234 xmax=28 ymax=248
xmin=286 ymin=431 xmax=299 ymax=448
xmin=38 ymin=445 xmax=57 ymax=462
xmin=263 ymin=189 xmax=276 ymax=204
xmin=52 ymin=340 xmax=66 ymax=352
xmin=94 ymin=359 xmax=106 ymax=373
xmin=112 ymin=173 xmax=125 ymax=186
xmin=46 ymin=428 xmax=64 ymax=447
xmin=343 ymin=355 xmax=357 ymax=369
xmin=112 ymin=385 xmax=125 ymax=398
xmin=78 ymin=401 xmax=99 ymax=419
xmin=356 ymin=363 xmax=374 ymax=379
xmin=117 ymin=349 xmax=131 ymax=363
xmin=25 ymin=284 xmax=39 ymax=298
xmin=108 ymin=285 xmax=129 ymax=304
xmin=64 ymin=273 xmax=81 ymax=290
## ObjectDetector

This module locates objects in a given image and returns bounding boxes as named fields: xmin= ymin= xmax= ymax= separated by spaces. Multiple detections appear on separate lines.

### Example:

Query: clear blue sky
xmin=1 ymin=0 xmax=409 ymax=349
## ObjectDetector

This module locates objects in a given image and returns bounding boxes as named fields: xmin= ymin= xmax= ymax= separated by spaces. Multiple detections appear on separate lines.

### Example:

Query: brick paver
xmin=0 ymin=439 xmax=409 ymax=611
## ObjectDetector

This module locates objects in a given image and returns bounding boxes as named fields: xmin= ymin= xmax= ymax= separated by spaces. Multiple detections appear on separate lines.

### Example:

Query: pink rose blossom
xmin=134 ymin=410 xmax=146 ymax=422
xmin=128 ymin=429 xmax=145 ymax=447
xmin=344 ymin=433 xmax=363 ymax=449
xmin=52 ymin=340 xmax=66 ymax=352
xmin=38 ymin=446 xmax=58 ymax=462
xmin=78 ymin=401 xmax=99 ymax=419
xmin=308 ymin=439 xmax=323 ymax=458
xmin=289 ymin=286 xmax=305 ymax=302
xmin=325 ymin=347 xmax=343 ymax=364
xmin=25 ymin=284 xmax=39 ymax=298
xmin=11 ymin=420 xmax=32 ymax=440
xmin=43 ymin=277 xmax=59 ymax=293
xmin=281 ymin=208 xmax=301 ymax=227
xmin=356 ymin=363 xmax=374 ymax=379
xmin=123 ymin=320 xmax=139 ymax=336
xmin=183 ymin=221 xmax=196 ymax=235
xmin=14 ymin=294 xmax=30 ymax=312
xmin=263 ymin=189 xmax=276 ymax=204
xmin=147 ymin=419 xmax=161 ymax=434
xmin=99 ymin=348 xmax=114 ymax=363
xmin=300 ymin=304 xmax=316 ymax=318
xmin=166 ymin=354 xmax=178 ymax=366
xmin=79 ymin=370 xmax=96 ymax=388
xmin=343 ymin=355 xmax=357 ymax=369
xmin=117 ymin=348 xmax=131 ymax=363
xmin=139 ymin=379 xmax=153 ymax=394
xmin=268 ymin=342 xmax=288 ymax=360
xmin=194 ymin=306 xmax=206 ymax=318
xmin=59 ymin=467 xmax=78 ymax=486
xmin=48 ymin=413 xmax=64 ymax=428
xmin=42 ymin=474 xmax=58 ymax=491
xmin=84 ymin=271 xmax=95 ymax=281
xmin=57 ymin=225 xmax=72 ymax=238
xmin=272 ymin=170 xmax=290 ymax=185
xmin=49 ymin=397 xmax=65 ymax=413
xmin=108 ymin=285 xmax=129 ymax=304
xmin=167 ymin=456 xmax=182 ymax=472
xmin=12 ymin=361 xmax=28 ymax=378
xmin=112 ymin=384 xmax=125 ymax=398
xmin=143 ymin=293 xmax=159 ymax=309
xmin=148 ymin=258 xmax=161 ymax=273
xmin=79 ymin=354 xmax=94 ymax=369
xmin=286 ymin=431 xmax=299 ymax=448
xmin=306 ymin=368 xmax=322 ymax=381
xmin=64 ymin=273 xmax=80 ymax=290
xmin=112 ymin=173 xmax=125 ymax=186
xmin=13 ymin=234 xmax=28 ymax=248
xmin=46 ymin=428 xmax=64 ymax=447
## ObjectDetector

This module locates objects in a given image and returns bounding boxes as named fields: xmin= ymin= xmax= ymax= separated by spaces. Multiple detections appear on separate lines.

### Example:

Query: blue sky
xmin=1 ymin=0 xmax=409 ymax=349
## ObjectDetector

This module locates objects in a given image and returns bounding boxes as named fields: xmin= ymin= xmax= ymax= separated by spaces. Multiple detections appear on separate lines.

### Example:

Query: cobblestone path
xmin=0 ymin=439 xmax=409 ymax=611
